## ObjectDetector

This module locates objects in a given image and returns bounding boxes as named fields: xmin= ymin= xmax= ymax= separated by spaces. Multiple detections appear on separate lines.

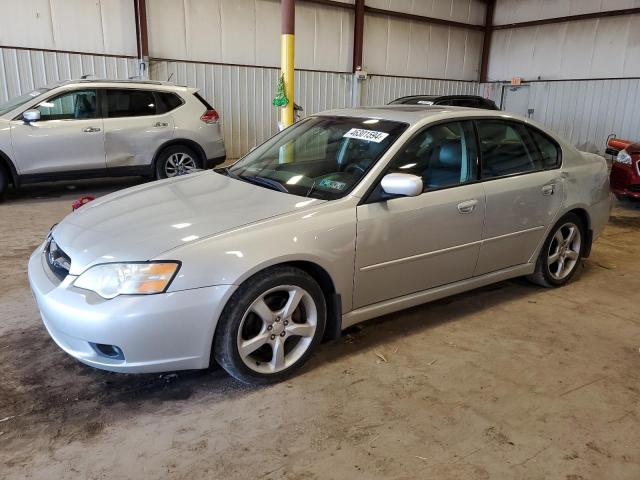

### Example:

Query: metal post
xmin=134 ymin=0 xmax=149 ymax=79
xmin=281 ymin=0 xmax=295 ymax=128
xmin=479 ymin=0 xmax=495 ymax=83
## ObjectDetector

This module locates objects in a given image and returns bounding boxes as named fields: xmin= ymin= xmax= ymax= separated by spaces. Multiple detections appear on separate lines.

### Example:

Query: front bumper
xmin=28 ymin=245 xmax=236 ymax=373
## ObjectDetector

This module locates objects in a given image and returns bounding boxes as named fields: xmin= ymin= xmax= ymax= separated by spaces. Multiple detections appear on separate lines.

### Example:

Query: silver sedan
xmin=28 ymin=106 xmax=611 ymax=385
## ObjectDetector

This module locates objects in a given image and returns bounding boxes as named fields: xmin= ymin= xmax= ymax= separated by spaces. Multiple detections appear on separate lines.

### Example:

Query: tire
xmin=0 ymin=165 xmax=8 ymax=200
xmin=155 ymin=145 xmax=200 ymax=179
xmin=213 ymin=266 xmax=327 ymax=385
xmin=527 ymin=212 xmax=585 ymax=288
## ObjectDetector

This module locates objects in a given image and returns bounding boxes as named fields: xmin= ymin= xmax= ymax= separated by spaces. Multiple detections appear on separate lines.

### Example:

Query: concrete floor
xmin=1 ymin=178 xmax=639 ymax=480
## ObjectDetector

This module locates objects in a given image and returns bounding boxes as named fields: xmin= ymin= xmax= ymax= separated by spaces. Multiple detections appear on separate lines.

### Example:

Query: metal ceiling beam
xmin=493 ymin=7 xmax=640 ymax=30
xmin=364 ymin=6 xmax=485 ymax=31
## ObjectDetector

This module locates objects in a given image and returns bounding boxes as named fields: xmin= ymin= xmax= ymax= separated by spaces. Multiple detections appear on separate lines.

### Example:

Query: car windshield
xmin=0 ymin=88 xmax=51 ymax=116
xmin=226 ymin=116 xmax=407 ymax=200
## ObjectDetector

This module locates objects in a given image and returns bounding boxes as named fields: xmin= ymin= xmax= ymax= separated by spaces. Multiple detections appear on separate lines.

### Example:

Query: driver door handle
xmin=82 ymin=126 xmax=101 ymax=133
xmin=457 ymin=199 xmax=478 ymax=214
xmin=542 ymin=184 xmax=555 ymax=196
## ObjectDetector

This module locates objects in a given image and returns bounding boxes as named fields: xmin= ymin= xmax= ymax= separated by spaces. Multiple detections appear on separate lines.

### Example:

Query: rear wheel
xmin=213 ymin=266 xmax=326 ymax=385
xmin=155 ymin=145 xmax=200 ymax=179
xmin=527 ymin=213 xmax=585 ymax=288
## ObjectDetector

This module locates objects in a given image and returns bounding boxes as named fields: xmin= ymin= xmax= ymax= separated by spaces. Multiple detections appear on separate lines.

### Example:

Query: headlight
xmin=73 ymin=262 xmax=180 ymax=299
xmin=616 ymin=150 xmax=632 ymax=165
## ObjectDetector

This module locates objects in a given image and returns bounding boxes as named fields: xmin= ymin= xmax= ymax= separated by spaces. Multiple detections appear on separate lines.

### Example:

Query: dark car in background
xmin=389 ymin=94 xmax=499 ymax=110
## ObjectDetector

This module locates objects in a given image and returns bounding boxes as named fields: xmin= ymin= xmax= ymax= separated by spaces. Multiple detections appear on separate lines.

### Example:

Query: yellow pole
xmin=281 ymin=33 xmax=295 ymax=128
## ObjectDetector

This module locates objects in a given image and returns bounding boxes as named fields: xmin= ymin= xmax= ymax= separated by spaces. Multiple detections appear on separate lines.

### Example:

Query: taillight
xmin=200 ymin=109 xmax=219 ymax=124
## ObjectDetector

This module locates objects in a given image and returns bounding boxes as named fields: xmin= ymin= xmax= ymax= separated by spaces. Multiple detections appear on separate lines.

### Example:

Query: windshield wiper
xmin=240 ymin=174 xmax=289 ymax=193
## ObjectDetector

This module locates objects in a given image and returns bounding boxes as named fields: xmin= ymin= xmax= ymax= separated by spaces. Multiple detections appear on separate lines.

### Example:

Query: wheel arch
xmin=152 ymin=138 xmax=207 ymax=172
xmin=0 ymin=149 xmax=19 ymax=187
xmin=565 ymin=207 xmax=593 ymax=258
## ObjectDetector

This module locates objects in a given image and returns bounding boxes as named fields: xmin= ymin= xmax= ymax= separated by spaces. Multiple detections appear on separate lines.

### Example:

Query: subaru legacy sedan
xmin=0 ymin=79 xmax=225 ymax=195
xmin=28 ymin=106 xmax=610 ymax=385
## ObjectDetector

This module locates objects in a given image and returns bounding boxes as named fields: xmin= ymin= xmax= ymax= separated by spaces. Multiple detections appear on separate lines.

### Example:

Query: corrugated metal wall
xmin=0 ymin=47 xmax=138 ymax=102
xmin=489 ymin=0 xmax=640 ymax=81
xmin=364 ymin=75 xmax=479 ymax=105
xmin=481 ymin=79 xmax=640 ymax=154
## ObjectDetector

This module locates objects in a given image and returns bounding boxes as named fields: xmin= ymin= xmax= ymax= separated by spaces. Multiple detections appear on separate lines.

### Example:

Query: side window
xmin=37 ymin=90 xmax=97 ymax=121
xmin=155 ymin=92 xmax=183 ymax=114
xmin=105 ymin=89 xmax=157 ymax=118
xmin=477 ymin=121 xmax=543 ymax=179
xmin=528 ymin=127 xmax=560 ymax=169
xmin=386 ymin=121 xmax=478 ymax=191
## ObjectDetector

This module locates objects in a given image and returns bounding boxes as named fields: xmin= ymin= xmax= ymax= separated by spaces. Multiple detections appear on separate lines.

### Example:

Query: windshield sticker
xmin=417 ymin=100 xmax=434 ymax=105
xmin=319 ymin=178 xmax=347 ymax=191
xmin=343 ymin=128 xmax=389 ymax=143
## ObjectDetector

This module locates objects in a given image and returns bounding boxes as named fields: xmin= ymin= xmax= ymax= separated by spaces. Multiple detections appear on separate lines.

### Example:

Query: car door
xmin=102 ymin=88 xmax=175 ymax=172
xmin=474 ymin=120 xmax=564 ymax=275
xmin=10 ymin=88 xmax=105 ymax=175
xmin=353 ymin=120 xmax=486 ymax=308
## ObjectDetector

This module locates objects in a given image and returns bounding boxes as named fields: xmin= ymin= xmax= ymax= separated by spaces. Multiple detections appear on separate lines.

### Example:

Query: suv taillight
xmin=200 ymin=109 xmax=219 ymax=124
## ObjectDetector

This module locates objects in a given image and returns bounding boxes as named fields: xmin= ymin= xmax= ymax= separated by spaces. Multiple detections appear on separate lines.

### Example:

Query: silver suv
xmin=0 ymin=79 xmax=226 ymax=194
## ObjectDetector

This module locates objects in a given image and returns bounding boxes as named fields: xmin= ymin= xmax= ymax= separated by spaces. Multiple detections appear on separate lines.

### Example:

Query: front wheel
xmin=527 ymin=213 xmax=585 ymax=288
xmin=213 ymin=266 xmax=326 ymax=385
xmin=155 ymin=145 xmax=200 ymax=179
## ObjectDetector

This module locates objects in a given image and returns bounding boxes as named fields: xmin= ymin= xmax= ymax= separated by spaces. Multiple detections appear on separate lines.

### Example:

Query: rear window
xmin=155 ymin=92 xmax=183 ymax=113
xmin=529 ymin=127 xmax=561 ymax=169
xmin=105 ymin=89 xmax=157 ymax=118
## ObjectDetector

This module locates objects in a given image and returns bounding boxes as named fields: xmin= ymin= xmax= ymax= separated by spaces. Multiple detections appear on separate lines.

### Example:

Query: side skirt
xmin=342 ymin=263 xmax=535 ymax=329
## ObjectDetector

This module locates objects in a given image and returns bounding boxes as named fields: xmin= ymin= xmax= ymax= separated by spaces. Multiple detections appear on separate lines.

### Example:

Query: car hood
xmin=52 ymin=171 xmax=325 ymax=275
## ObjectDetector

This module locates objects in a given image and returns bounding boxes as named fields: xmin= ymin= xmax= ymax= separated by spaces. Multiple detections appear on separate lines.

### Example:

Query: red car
xmin=607 ymin=137 xmax=640 ymax=200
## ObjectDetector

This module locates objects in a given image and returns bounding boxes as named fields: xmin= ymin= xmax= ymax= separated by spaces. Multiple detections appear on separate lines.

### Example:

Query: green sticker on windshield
xmin=319 ymin=178 xmax=347 ymax=191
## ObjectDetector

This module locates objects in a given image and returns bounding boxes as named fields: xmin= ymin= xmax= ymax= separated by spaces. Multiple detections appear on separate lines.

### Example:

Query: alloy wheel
xmin=165 ymin=152 xmax=197 ymax=177
xmin=547 ymin=222 xmax=582 ymax=281
xmin=236 ymin=285 xmax=318 ymax=374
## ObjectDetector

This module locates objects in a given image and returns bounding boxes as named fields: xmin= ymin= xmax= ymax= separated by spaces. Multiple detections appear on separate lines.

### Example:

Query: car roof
xmin=393 ymin=94 xmax=487 ymax=102
xmin=46 ymin=79 xmax=192 ymax=92
xmin=316 ymin=105 xmax=514 ymax=126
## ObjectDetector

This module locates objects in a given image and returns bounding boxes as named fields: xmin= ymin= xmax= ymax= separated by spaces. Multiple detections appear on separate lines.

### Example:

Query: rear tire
xmin=527 ymin=213 xmax=585 ymax=288
xmin=213 ymin=266 xmax=327 ymax=385
xmin=155 ymin=145 xmax=200 ymax=179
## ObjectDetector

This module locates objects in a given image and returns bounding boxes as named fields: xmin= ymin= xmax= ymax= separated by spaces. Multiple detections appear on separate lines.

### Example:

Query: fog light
xmin=90 ymin=343 xmax=125 ymax=360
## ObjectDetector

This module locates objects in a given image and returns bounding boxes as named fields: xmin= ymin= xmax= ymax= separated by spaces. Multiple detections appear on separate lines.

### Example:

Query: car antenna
xmin=80 ymin=74 xmax=94 ymax=79
xmin=167 ymin=72 xmax=174 ymax=82
xmin=128 ymin=74 xmax=142 ymax=80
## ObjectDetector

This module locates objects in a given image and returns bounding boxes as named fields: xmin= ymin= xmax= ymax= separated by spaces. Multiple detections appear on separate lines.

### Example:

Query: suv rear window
xmin=105 ymin=89 xmax=157 ymax=118
xmin=156 ymin=92 xmax=183 ymax=113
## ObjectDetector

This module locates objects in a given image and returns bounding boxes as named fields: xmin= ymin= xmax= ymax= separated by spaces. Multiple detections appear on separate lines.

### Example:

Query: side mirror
xmin=380 ymin=173 xmax=423 ymax=197
xmin=23 ymin=109 xmax=41 ymax=123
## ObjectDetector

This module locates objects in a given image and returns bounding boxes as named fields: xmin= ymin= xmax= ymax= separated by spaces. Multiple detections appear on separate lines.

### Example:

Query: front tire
xmin=213 ymin=266 xmax=327 ymax=385
xmin=527 ymin=213 xmax=585 ymax=288
xmin=155 ymin=145 xmax=200 ymax=179
xmin=0 ymin=165 xmax=8 ymax=201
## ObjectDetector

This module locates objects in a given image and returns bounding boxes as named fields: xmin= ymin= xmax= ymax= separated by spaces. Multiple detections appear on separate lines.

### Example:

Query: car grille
xmin=45 ymin=237 xmax=71 ymax=281
xmin=628 ymin=185 xmax=640 ymax=193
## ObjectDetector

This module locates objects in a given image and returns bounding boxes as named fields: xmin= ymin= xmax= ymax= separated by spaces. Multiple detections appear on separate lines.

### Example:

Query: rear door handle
xmin=82 ymin=127 xmax=101 ymax=133
xmin=542 ymin=184 xmax=555 ymax=196
xmin=457 ymin=199 xmax=478 ymax=214
xmin=153 ymin=122 xmax=169 ymax=128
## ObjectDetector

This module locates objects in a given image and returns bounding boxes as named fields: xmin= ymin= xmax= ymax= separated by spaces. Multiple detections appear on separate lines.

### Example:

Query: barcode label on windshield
xmin=343 ymin=128 xmax=389 ymax=143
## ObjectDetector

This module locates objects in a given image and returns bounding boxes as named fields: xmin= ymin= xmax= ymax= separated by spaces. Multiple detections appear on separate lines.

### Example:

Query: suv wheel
xmin=213 ymin=266 xmax=327 ymax=385
xmin=527 ymin=213 xmax=585 ymax=288
xmin=156 ymin=145 xmax=200 ymax=179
